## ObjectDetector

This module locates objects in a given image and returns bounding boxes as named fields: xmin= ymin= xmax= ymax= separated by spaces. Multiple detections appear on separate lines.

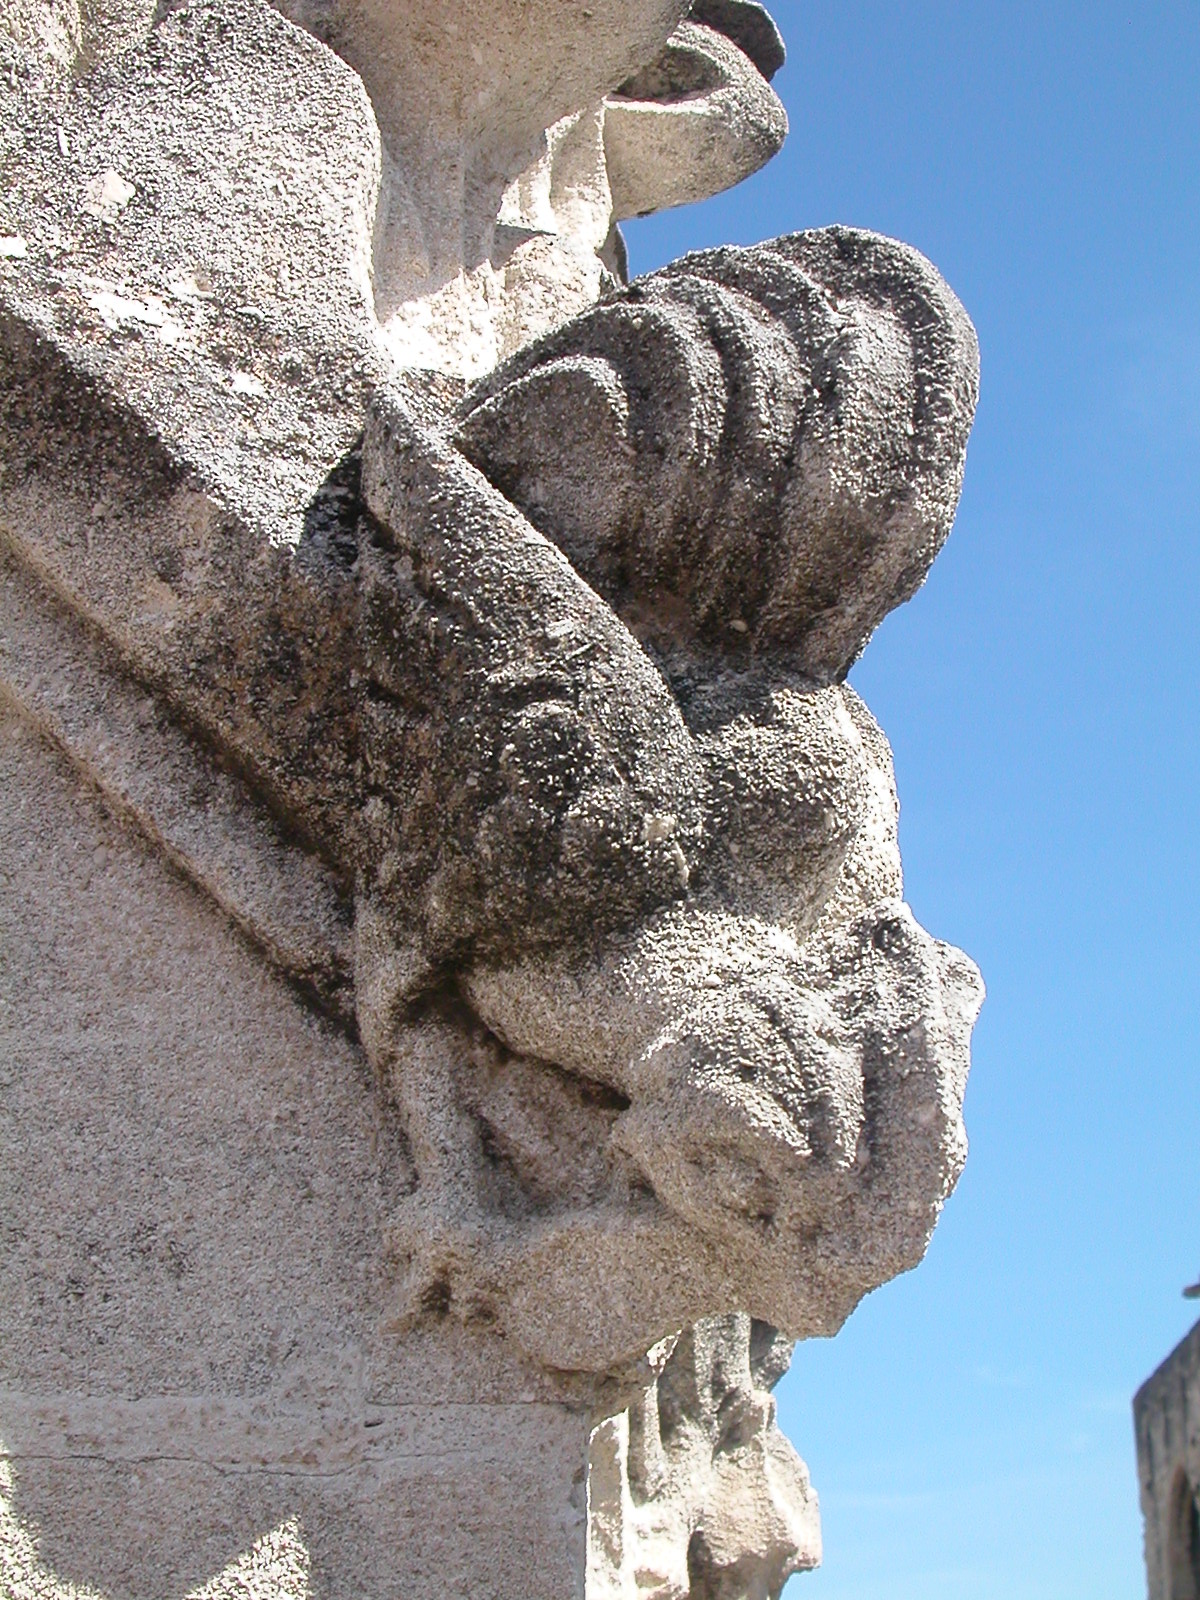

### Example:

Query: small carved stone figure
xmin=0 ymin=0 xmax=983 ymax=1591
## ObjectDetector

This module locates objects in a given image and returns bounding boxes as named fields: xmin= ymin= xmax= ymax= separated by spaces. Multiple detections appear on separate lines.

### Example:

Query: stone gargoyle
xmin=356 ymin=223 xmax=983 ymax=1371
xmin=0 ymin=0 xmax=982 ymax=1383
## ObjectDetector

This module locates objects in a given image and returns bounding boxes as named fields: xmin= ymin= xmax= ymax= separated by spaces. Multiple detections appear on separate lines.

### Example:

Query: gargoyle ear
xmin=602 ymin=8 xmax=787 ymax=223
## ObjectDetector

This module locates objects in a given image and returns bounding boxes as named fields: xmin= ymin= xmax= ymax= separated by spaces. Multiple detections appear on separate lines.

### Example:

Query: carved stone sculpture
xmin=0 ymin=0 xmax=982 ymax=1592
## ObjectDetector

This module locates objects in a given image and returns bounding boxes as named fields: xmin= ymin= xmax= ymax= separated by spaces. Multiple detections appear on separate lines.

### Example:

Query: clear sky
xmin=624 ymin=2 xmax=1200 ymax=1594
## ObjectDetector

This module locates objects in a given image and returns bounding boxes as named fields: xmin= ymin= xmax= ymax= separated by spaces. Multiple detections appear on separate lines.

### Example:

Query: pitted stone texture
xmin=1 ymin=223 xmax=981 ymax=1375
xmin=688 ymin=0 xmax=785 ymax=79
xmin=0 ymin=0 xmax=382 ymax=541
xmin=1 ymin=0 xmax=787 ymax=376
xmin=459 ymin=227 xmax=980 ymax=682
xmin=0 ymin=709 xmax=594 ymax=1600
xmin=0 ymin=702 xmax=824 ymax=1600
xmin=0 ymin=0 xmax=385 ymax=866
xmin=603 ymin=19 xmax=786 ymax=224
xmin=587 ymin=1318 xmax=819 ymax=1600
xmin=1 ymin=0 xmax=982 ymax=1587
xmin=344 ymin=230 xmax=981 ymax=1366
xmin=263 ymin=0 xmax=785 ymax=368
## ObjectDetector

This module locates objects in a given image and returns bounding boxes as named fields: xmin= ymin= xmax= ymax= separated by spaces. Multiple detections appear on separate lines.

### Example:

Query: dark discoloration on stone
xmin=459 ymin=227 xmax=979 ymax=683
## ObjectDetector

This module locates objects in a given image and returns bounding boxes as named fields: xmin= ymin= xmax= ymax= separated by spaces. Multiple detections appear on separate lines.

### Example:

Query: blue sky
xmin=624 ymin=2 xmax=1200 ymax=1594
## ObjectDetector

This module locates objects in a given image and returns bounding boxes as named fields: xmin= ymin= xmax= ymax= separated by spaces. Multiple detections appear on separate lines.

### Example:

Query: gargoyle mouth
xmin=687 ymin=0 xmax=786 ymax=81
xmin=603 ymin=0 xmax=788 ymax=221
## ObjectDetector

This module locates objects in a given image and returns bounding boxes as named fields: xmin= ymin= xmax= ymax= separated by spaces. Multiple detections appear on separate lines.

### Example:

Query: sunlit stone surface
xmin=0 ymin=0 xmax=981 ymax=1591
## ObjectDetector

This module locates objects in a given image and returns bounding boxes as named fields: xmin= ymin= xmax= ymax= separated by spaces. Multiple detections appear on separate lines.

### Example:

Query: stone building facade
xmin=1136 ymin=1320 xmax=1200 ymax=1600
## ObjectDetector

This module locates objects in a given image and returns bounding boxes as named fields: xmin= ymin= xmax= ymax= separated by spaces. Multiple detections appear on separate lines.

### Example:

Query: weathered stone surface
xmin=0 ymin=707 xmax=591 ymax=1600
xmin=459 ymin=227 xmax=979 ymax=681
xmin=0 ymin=688 xmax=818 ymax=1596
xmin=346 ymin=355 xmax=979 ymax=1369
xmin=1135 ymin=1319 xmax=1200 ymax=1600
xmin=587 ymin=1319 xmax=819 ymax=1598
xmin=687 ymin=0 xmax=785 ymax=80
xmin=0 ymin=0 xmax=787 ymax=377
xmin=603 ymin=20 xmax=787 ymax=224
xmin=0 ymin=0 xmax=982 ymax=1589
xmin=0 ymin=0 xmax=381 ymax=533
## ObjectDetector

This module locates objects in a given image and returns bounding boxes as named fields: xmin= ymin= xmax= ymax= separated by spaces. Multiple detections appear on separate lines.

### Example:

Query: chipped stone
xmin=82 ymin=168 xmax=135 ymax=219
xmin=641 ymin=811 xmax=677 ymax=843
xmin=86 ymin=289 xmax=166 ymax=328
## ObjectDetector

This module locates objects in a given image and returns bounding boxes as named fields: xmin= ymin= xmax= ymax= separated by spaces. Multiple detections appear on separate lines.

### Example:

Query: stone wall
xmin=0 ymin=701 xmax=595 ymax=1599
xmin=1135 ymin=1320 xmax=1200 ymax=1600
